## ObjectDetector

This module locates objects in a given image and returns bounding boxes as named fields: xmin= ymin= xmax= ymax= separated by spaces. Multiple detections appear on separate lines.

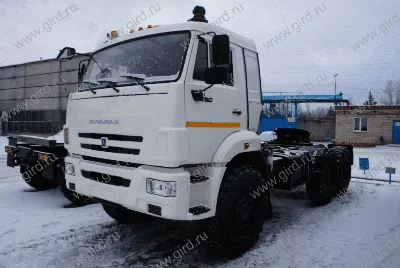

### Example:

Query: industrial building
xmin=335 ymin=105 xmax=400 ymax=146
xmin=0 ymin=56 xmax=85 ymax=135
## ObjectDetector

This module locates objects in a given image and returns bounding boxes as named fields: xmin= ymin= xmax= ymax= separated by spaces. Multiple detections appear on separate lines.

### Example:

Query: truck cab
xmin=59 ymin=18 xmax=352 ymax=258
xmin=62 ymin=22 xmax=263 ymax=220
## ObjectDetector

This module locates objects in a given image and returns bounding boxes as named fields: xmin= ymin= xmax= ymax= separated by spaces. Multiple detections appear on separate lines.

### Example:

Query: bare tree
xmin=346 ymin=96 xmax=354 ymax=105
xmin=363 ymin=91 xmax=377 ymax=105
xmin=299 ymin=106 xmax=332 ymax=117
xmin=379 ymin=80 xmax=400 ymax=105
xmin=326 ymin=106 xmax=335 ymax=117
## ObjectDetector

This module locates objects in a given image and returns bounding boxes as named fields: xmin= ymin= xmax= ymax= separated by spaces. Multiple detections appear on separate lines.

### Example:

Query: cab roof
xmin=95 ymin=22 xmax=257 ymax=53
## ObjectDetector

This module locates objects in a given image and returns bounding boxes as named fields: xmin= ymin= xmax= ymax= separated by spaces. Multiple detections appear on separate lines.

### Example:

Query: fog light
xmin=146 ymin=178 xmax=176 ymax=197
xmin=65 ymin=162 xmax=75 ymax=176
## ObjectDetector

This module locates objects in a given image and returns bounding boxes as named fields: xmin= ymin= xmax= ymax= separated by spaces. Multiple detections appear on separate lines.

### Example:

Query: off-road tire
xmin=306 ymin=149 xmax=337 ymax=205
xmin=20 ymin=166 xmax=58 ymax=190
xmin=58 ymin=168 xmax=93 ymax=206
xmin=102 ymin=204 xmax=154 ymax=224
xmin=60 ymin=184 xmax=93 ymax=206
xmin=206 ymin=166 xmax=272 ymax=258
xmin=331 ymin=147 xmax=352 ymax=196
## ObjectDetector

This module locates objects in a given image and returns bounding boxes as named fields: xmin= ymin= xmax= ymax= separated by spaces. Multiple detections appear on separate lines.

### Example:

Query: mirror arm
xmin=201 ymin=84 xmax=214 ymax=92
xmin=74 ymin=52 xmax=92 ymax=57
xmin=191 ymin=84 xmax=214 ymax=102
xmin=197 ymin=31 xmax=216 ymax=39
xmin=191 ymin=90 xmax=213 ymax=102
xmin=78 ymin=59 xmax=89 ymax=85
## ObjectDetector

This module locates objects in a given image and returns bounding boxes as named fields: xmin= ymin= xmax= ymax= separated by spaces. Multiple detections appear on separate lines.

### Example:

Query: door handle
xmin=232 ymin=109 xmax=242 ymax=115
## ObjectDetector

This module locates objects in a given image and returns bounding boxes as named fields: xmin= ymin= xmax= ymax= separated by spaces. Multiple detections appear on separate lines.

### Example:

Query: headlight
xmin=65 ymin=162 xmax=75 ymax=176
xmin=146 ymin=178 xmax=176 ymax=197
xmin=64 ymin=128 xmax=69 ymax=144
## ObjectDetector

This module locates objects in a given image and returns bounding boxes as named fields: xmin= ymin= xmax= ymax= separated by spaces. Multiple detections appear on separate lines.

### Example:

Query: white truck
xmin=57 ymin=15 xmax=353 ymax=257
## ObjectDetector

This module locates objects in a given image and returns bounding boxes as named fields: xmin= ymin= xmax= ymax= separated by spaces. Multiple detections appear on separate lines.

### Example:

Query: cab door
xmin=184 ymin=36 xmax=247 ymax=164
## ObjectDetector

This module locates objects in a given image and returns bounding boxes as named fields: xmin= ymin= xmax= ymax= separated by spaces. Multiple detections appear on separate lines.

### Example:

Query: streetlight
xmin=334 ymin=74 xmax=339 ymax=96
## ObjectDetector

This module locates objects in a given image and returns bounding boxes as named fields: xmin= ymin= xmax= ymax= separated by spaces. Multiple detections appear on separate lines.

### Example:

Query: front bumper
xmin=65 ymin=155 xmax=199 ymax=220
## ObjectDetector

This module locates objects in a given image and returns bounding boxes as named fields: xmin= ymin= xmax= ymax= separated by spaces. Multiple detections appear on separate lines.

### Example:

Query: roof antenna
xmin=188 ymin=6 xmax=208 ymax=23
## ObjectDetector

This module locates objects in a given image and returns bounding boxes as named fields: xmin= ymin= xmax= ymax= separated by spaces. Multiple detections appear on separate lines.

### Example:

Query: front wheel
xmin=207 ymin=166 xmax=272 ymax=258
xmin=57 ymin=165 xmax=93 ymax=206
xmin=60 ymin=184 xmax=93 ymax=206
xmin=102 ymin=204 xmax=154 ymax=224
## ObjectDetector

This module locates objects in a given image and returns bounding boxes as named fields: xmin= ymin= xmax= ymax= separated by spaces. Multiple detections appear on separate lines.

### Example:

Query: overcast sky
xmin=1 ymin=0 xmax=399 ymax=104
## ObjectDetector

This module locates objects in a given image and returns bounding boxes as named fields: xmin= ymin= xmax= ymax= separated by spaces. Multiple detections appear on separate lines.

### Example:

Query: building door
xmin=393 ymin=120 xmax=400 ymax=144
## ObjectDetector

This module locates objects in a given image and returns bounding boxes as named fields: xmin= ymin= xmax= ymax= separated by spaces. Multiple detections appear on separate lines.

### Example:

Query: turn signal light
xmin=38 ymin=153 xmax=49 ymax=161
xmin=139 ymin=27 xmax=143 ymax=31
xmin=111 ymin=30 xmax=119 ymax=39
xmin=148 ymin=25 xmax=153 ymax=28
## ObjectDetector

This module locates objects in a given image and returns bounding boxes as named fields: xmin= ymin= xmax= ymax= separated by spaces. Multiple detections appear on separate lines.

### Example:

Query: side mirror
xmin=204 ymin=67 xmax=228 ymax=85
xmin=212 ymin=35 xmax=230 ymax=65
xmin=56 ymin=47 xmax=76 ymax=62
xmin=78 ymin=64 xmax=87 ymax=84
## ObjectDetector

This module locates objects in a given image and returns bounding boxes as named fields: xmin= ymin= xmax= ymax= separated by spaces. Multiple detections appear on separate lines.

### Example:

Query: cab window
xmin=193 ymin=40 xmax=208 ymax=81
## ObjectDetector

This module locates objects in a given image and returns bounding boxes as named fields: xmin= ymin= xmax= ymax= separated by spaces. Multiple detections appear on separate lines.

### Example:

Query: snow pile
xmin=260 ymin=131 xmax=277 ymax=142
xmin=46 ymin=130 xmax=64 ymax=143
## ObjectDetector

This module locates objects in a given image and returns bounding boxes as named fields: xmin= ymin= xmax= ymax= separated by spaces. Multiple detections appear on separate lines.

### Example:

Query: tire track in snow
xmin=0 ymin=218 xmax=214 ymax=268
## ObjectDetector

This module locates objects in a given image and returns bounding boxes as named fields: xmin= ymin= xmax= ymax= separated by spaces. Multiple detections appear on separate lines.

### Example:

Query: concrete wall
xmin=335 ymin=107 xmax=400 ymax=146
xmin=0 ymin=56 xmax=85 ymax=135
xmin=299 ymin=117 xmax=335 ymax=141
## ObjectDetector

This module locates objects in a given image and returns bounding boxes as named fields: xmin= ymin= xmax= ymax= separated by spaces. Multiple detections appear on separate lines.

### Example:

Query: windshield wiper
xmin=120 ymin=73 xmax=150 ymax=91
xmin=97 ymin=78 xmax=120 ymax=93
xmin=82 ymin=80 xmax=99 ymax=94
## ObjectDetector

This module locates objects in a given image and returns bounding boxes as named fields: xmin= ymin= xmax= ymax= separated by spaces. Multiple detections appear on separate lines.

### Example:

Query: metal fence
xmin=1 ymin=109 xmax=66 ymax=135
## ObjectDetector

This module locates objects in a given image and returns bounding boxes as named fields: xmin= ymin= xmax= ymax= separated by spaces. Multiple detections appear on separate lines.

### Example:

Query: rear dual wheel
xmin=20 ymin=166 xmax=58 ymax=190
xmin=306 ymin=147 xmax=352 ymax=205
xmin=332 ymin=147 xmax=352 ymax=196
xmin=20 ymin=163 xmax=93 ymax=206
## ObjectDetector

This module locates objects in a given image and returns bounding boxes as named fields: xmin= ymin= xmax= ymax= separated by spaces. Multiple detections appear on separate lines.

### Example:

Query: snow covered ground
xmin=0 ymin=137 xmax=400 ymax=267
xmin=352 ymin=145 xmax=400 ymax=182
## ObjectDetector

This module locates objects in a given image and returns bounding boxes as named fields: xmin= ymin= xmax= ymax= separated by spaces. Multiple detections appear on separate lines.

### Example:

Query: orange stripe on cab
xmin=186 ymin=121 xmax=241 ymax=128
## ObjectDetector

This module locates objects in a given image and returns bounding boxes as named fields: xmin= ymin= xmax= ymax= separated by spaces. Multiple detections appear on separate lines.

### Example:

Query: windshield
xmin=79 ymin=32 xmax=190 ymax=91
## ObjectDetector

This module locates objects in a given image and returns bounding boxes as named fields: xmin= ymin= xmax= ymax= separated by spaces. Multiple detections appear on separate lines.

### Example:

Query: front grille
xmin=81 ymin=144 xmax=140 ymax=155
xmin=78 ymin=133 xmax=143 ymax=142
xmin=82 ymin=156 xmax=141 ymax=168
xmin=81 ymin=170 xmax=131 ymax=187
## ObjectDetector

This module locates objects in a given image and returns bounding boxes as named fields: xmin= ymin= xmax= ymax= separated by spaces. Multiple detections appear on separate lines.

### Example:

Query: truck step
xmin=189 ymin=206 xmax=210 ymax=215
xmin=190 ymin=176 xmax=209 ymax=184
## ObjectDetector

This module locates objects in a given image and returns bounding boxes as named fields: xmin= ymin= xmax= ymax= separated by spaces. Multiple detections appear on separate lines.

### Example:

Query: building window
xmin=354 ymin=117 xmax=368 ymax=132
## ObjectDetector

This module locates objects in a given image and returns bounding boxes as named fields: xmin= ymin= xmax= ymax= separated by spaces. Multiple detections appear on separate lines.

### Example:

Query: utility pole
xmin=334 ymin=74 xmax=339 ymax=96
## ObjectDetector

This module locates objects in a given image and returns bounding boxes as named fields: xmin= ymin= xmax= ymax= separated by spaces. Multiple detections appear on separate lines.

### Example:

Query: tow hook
xmin=13 ymin=157 xmax=21 ymax=166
